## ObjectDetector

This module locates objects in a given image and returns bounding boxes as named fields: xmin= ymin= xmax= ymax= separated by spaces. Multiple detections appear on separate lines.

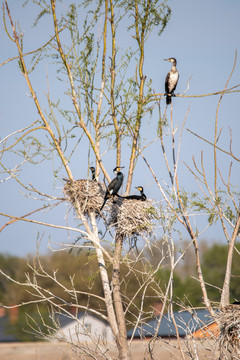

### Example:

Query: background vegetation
xmin=1 ymin=240 xmax=240 ymax=341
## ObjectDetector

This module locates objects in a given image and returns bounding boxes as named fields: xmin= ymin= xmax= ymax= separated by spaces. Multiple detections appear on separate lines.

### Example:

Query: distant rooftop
xmin=127 ymin=309 xmax=215 ymax=339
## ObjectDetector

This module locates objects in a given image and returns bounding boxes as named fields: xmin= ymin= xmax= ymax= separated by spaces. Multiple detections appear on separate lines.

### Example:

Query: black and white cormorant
xmin=100 ymin=166 xmax=124 ymax=211
xmin=164 ymin=57 xmax=179 ymax=105
xmin=90 ymin=166 xmax=96 ymax=181
xmin=125 ymin=186 xmax=147 ymax=201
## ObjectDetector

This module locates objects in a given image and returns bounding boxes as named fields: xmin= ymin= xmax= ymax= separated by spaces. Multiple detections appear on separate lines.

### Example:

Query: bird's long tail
xmin=100 ymin=197 xmax=107 ymax=211
xmin=166 ymin=94 xmax=171 ymax=105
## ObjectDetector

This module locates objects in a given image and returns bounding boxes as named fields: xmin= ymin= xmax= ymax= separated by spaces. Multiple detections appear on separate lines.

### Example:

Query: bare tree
xmin=1 ymin=1 xmax=240 ymax=359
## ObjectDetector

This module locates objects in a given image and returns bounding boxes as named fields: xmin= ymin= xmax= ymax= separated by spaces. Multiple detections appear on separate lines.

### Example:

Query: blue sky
xmin=1 ymin=0 xmax=240 ymax=256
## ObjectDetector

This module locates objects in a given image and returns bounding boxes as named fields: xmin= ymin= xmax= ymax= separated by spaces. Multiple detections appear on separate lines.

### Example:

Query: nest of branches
xmin=217 ymin=304 xmax=240 ymax=349
xmin=108 ymin=197 xmax=156 ymax=238
xmin=63 ymin=179 xmax=105 ymax=217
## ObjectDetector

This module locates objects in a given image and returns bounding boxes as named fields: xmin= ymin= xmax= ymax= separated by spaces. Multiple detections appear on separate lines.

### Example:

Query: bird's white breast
xmin=168 ymin=71 xmax=179 ymax=92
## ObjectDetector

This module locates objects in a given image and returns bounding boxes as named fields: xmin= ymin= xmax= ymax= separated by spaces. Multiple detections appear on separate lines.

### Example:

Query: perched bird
xmin=125 ymin=186 xmax=147 ymax=201
xmin=100 ymin=166 xmax=124 ymax=211
xmin=164 ymin=57 xmax=179 ymax=105
xmin=90 ymin=166 xmax=96 ymax=181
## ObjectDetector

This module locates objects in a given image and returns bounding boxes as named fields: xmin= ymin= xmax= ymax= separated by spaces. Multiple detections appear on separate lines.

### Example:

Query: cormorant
xmin=90 ymin=166 xmax=96 ymax=181
xmin=164 ymin=57 xmax=179 ymax=105
xmin=100 ymin=166 xmax=124 ymax=211
xmin=125 ymin=186 xmax=147 ymax=201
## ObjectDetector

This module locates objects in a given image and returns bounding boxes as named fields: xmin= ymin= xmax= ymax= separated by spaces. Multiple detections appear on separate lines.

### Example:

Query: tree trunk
xmin=112 ymin=232 xmax=131 ymax=360
xmin=89 ymin=213 xmax=119 ymax=337
xmin=220 ymin=214 xmax=240 ymax=307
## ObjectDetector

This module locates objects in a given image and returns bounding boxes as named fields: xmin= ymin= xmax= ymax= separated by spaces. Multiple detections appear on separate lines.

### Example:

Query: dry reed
xmin=108 ymin=198 xmax=156 ymax=239
xmin=63 ymin=179 xmax=105 ymax=217
xmin=217 ymin=304 xmax=240 ymax=352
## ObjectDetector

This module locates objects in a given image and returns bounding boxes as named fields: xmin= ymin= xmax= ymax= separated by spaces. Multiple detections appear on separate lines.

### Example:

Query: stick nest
xmin=216 ymin=304 xmax=240 ymax=349
xmin=63 ymin=179 xmax=105 ymax=217
xmin=108 ymin=198 xmax=157 ymax=238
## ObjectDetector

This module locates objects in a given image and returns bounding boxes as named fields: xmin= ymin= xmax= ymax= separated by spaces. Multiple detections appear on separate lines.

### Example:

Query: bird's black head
xmin=90 ymin=166 xmax=95 ymax=172
xmin=113 ymin=166 xmax=124 ymax=174
xmin=164 ymin=57 xmax=177 ymax=66
xmin=135 ymin=186 xmax=143 ymax=192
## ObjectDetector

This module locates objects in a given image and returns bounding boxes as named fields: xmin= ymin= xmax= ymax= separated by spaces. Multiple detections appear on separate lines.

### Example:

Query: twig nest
xmin=108 ymin=198 xmax=157 ymax=238
xmin=63 ymin=179 xmax=105 ymax=216
xmin=217 ymin=304 xmax=240 ymax=350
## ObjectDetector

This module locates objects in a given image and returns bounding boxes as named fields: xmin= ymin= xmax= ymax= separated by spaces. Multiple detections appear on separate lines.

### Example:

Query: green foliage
xmin=186 ymin=188 xmax=240 ymax=228
xmin=182 ymin=277 xmax=203 ymax=307
xmin=202 ymin=243 xmax=240 ymax=303
xmin=5 ymin=307 xmax=52 ymax=342
xmin=0 ymin=254 xmax=27 ymax=304
xmin=155 ymin=268 xmax=202 ymax=310
xmin=157 ymin=114 xmax=168 ymax=137
xmin=145 ymin=204 xmax=159 ymax=219
xmin=122 ymin=0 xmax=171 ymax=37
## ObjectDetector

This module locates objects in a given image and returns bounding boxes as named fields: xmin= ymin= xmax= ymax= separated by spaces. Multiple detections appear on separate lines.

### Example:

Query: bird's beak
xmin=164 ymin=58 xmax=170 ymax=62
xmin=135 ymin=186 xmax=140 ymax=190
xmin=117 ymin=166 xmax=124 ymax=170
